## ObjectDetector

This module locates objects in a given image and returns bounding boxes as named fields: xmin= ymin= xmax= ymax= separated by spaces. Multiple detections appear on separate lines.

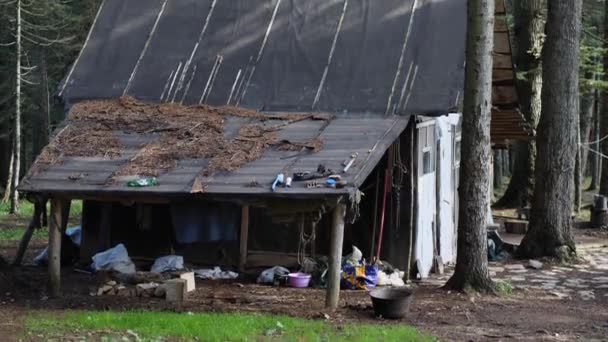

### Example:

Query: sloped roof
xmin=20 ymin=98 xmax=408 ymax=199
xmin=58 ymin=0 xmax=467 ymax=116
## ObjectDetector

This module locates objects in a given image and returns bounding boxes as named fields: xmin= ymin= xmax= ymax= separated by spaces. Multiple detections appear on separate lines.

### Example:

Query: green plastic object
xmin=127 ymin=177 xmax=159 ymax=187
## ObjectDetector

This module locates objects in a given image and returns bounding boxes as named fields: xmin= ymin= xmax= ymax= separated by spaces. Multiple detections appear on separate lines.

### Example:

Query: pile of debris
xmin=32 ymin=96 xmax=331 ymax=180
xmin=93 ymin=272 xmax=196 ymax=303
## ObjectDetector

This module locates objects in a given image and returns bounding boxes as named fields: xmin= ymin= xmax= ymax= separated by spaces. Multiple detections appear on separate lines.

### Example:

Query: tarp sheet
xmin=60 ymin=0 xmax=466 ymax=116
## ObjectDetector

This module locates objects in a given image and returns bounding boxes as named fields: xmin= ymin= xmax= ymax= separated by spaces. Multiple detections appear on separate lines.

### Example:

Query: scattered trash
xmin=487 ymin=230 xmax=513 ymax=262
xmin=345 ymin=246 xmax=363 ymax=265
xmin=127 ymin=177 xmax=158 ymax=187
xmin=342 ymin=153 xmax=358 ymax=173
xmin=271 ymin=174 xmax=284 ymax=191
xmin=284 ymin=177 xmax=293 ymax=187
xmin=194 ymin=267 xmax=238 ymax=280
xmin=528 ymin=259 xmax=543 ymax=270
xmin=91 ymin=244 xmax=136 ymax=274
xmin=288 ymin=272 xmax=311 ymax=288
xmin=34 ymin=226 xmax=82 ymax=266
xmin=257 ymin=266 xmax=290 ymax=285
xmin=377 ymin=269 xmax=406 ymax=287
xmin=341 ymin=263 xmax=378 ymax=290
xmin=150 ymin=255 xmax=184 ymax=273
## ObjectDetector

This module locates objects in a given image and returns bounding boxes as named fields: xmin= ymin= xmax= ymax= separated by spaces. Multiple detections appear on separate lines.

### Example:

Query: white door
xmin=416 ymin=123 xmax=436 ymax=278
xmin=436 ymin=117 xmax=455 ymax=264
xmin=435 ymin=114 xmax=461 ymax=264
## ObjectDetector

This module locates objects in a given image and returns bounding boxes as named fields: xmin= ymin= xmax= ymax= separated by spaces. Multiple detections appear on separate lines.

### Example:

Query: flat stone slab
xmin=505 ymin=264 xmax=526 ymax=271
xmin=510 ymin=276 xmax=526 ymax=282
xmin=578 ymin=290 xmax=595 ymax=300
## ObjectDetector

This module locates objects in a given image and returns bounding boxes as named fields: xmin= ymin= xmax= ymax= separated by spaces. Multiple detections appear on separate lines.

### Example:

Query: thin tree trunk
xmin=600 ymin=0 xmax=608 ymax=196
xmin=518 ymin=0 xmax=581 ymax=260
xmin=575 ymin=87 xmax=595 ymax=210
xmin=2 ymin=137 xmax=14 ymax=203
xmin=575 ymin=126 xmax=582 ymax=212
xmin=589 ymin=90 xmax=600 ymax=190
xmin=493 ymin=150 xmax=503 ymax=191
xmin=33 ymin=51 xmax=50 ymax=157
xmin=494 ymin=0 xmax=545 ymax=208
xmin=10 ymin=0 xmax=22 ymax=214
xmin=444 ymin=0 xmax=495 ymax=293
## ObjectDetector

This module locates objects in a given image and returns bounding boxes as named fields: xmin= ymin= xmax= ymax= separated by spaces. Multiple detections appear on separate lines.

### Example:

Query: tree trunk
xmin=2 ymin=137 xmax=14 ymax=203
xmin=518 ymin=0 xmax=581 ymax=260
xmin=600 ymin=0 xmax=608 ymax=196
xmin=444 ymin=0 xmax=495 ymax=293
xmin=10 ymin=0 xmax=22 ymax=214
xmin=493 ymin=150 xmax=503 ymax=191
xmin=589 ymin=90 xmax=600 ymax=190
xmin=579 ymin=88 xmax=594 ymax=176
xmin=33 ymin=50 xmax=50 ymax=158
xmin=575 ymin=88 xmax=595 ymax=210
xmin=494 ymin=0 xmax=545 ymax=208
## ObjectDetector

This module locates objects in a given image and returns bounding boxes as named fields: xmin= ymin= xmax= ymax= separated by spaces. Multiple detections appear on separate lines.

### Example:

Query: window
xmin=423 ymin=149 xmax=433 ymax=174
xmin=454 ymin=137 xmax=461 ymax=165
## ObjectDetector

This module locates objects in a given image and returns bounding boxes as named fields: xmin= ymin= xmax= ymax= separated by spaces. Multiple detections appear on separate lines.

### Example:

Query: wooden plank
xmin=326 ymin=199 xmax=346 ymax=309
xmin=493 ymin=86 xmax=518 ymax=104
xmin=99 ymin=203 xmax=112 ymax=251
xmin=239 ymin=205 xmax=249 ymax=271
xmin=493 ymin=69 xmax=514 ymax=83
xmin=493 ymin=53 xmax=513 ymax=69
xmin=495 ymin=17 xmax=508 ymax=32
xmin=494 ymin=32 xmax=511 ymax=54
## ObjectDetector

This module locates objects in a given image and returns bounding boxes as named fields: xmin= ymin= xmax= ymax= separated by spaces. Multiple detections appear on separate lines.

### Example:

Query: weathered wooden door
xmin=415 ymin=122 xmax=436 ymax=278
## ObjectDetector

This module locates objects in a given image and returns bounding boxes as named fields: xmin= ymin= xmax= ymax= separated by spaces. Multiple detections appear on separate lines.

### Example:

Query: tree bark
xmin=444 ymin=0 xmax=495 ymax=293
xmin=2 ymin=136 xmax=14 ymax=204
xmin=493 ymin=150 xmax=503 ymax=191
xmin=33 ymin=50 xmax=50 ymax=158
xmin=589 ymin=90 xmax=600 ymax=190
xmin=10 ymin=0 xmax=22 ymax=214
xmin=600 ymin=0 xmax=608 ymax=196
xmin=494 ymin=0 xmax=545 ymax=208
xmin=518 ymin=0 xmax=581 ymax=260
xmin=575 ymin=88 xmax=595 ymax=210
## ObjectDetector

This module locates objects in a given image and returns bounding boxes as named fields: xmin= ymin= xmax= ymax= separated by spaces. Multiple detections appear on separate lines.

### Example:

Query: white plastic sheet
xmin=150 ymin=255 xmax=184 ymax=273
xmin=91 ymin=243 xmax=136 ymax=274
xmin=194 ymin=267 xmax=238 ymax=280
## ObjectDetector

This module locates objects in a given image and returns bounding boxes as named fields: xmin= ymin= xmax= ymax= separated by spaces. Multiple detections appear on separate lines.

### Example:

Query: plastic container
xmin=369 ymin=287 xmax=413 ymax=319
xmin=288 ymin=272 xmax=311 ymax=288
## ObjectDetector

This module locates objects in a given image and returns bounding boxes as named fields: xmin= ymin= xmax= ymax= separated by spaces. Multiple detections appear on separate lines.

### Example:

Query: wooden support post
xmin=239 ymin=205 xmax=249 ymax=271
xmin=325 ymin=198 xmax=346 ymax=310
xmin=48 ymin=198 xmax=69 ymax=297
xmin=13 ymin=201 xmax=43 ymax=266
xmin=99 ymin=203 xmax=112 ymax=251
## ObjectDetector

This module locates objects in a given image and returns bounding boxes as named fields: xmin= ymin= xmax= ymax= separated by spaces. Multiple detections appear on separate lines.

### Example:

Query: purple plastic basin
xmin=288 ymin=272 xmax=311 ymax=288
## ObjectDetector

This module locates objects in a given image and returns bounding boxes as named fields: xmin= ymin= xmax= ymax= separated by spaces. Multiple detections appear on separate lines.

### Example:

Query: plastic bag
xmin=91 ymin=243 xmax=136 ymax=274
xmin=341 ymin=264 xmax=378 ymax=290
xmin=257 ymin=266 xmax=290 ymax=285
xmin=194 ymin=266 xmax=238 ymax=280
xmin=151 ymin=255 xmax=184 ymax=273
xmin=34 ymin=226 xmax=82 ymax=266
xmin=377 ymin=269 xmax=405 ymax=287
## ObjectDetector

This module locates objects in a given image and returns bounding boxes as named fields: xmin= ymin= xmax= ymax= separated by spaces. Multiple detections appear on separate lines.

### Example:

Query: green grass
xmin=0 ymin=200 xmax=82 ymax=242
xmin=0 ymin=200 xmax=83 ymax=219
xmin=26 ymin=311 xmax=433 ymax=342
xmin=495 ymin=281 xmax=513 ymax=296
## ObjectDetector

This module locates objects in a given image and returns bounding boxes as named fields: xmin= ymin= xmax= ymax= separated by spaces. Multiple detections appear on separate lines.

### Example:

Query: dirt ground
xmin=1 ymin=230 xmax=608 ymax=341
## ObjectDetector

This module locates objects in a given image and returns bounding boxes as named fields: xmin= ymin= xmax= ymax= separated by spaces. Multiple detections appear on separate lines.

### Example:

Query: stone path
xmin=423 ymin=248 xmax=608 ymax=301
